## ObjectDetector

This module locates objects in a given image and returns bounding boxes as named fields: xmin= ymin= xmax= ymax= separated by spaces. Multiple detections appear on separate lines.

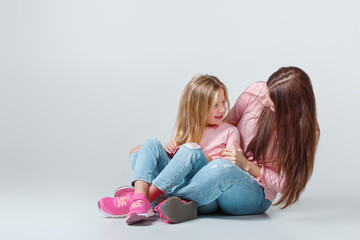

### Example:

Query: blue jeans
xmin=130 ymin=139 xmax=271 ymax=215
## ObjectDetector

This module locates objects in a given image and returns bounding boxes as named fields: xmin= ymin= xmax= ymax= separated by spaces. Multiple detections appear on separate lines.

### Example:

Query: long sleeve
xmin=256 ymin=127 xmax=320 ymax=195
xmin=227 ymin=81 xmax=265 ymax=127
xmin=227 ymin=92 xmax=250 ymax=126
xmin=225 ymin=127 xmax=240 ymax=150
xmin=256 ymin=165 xmax=286 ymax=194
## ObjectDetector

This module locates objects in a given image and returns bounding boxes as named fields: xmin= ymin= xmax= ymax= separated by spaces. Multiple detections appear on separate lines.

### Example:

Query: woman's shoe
xmin=154 ymin=197 xmax=197 ymax=224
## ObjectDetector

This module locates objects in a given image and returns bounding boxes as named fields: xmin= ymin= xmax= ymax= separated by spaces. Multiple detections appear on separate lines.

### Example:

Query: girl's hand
xmin=222 ymin=140 xmax=250 ymax=172
xmin=165 ymin=141 xmax=180 ymax=155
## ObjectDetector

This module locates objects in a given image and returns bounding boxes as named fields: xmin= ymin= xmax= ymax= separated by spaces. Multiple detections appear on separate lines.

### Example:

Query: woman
xmin=155 ymin=66 xmax=320 ymax=219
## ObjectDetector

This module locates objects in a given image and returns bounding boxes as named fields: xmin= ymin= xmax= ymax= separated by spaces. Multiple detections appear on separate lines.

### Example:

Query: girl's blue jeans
xmin=130 ymin=139 xmax=271 ymax=215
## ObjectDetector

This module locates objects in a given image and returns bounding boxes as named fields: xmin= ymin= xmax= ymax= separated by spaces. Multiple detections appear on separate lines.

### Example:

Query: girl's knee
xmin=177 ymin=142 xmax=203 ymax=155
xmin=182 ymin=142 xmax=201 ymax=150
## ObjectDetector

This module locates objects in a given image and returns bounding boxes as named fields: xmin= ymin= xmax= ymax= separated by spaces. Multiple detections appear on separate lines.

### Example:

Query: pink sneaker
xmin=125 ymin=193 xmax=155 ymax=224
xmin=98 ymin=191 xmax=134 ymax=218
xmin=114 ymin=186 xmax=134 ymax=198
xmin=154 ymin=197 xmax=197 ymax=224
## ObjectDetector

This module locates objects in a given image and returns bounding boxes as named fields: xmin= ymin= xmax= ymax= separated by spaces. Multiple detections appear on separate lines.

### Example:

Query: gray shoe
xmin=154 ymin=196 xmax=197 ymax=224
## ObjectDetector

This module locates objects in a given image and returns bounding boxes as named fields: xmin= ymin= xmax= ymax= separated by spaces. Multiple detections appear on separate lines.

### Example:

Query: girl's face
xmin=206 ymin=89 xmax=227 ymax=126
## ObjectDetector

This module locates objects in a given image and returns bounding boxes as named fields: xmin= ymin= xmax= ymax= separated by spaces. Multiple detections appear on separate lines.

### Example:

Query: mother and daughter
xmin=98 ymin=66 xmax=320 ymax=225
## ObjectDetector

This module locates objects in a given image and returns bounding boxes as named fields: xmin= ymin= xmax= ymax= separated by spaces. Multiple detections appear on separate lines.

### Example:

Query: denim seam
xmin=153 ymin=161 xmax=191 ymax=193
xmin=151 ymin=179 xmax=168 ymax=193
xmin=166 ymin=161 xmax=192 ymax=189
xmin=131 ymin=176 xmax=153 ymax=185
xmin=224 ymin=179 xmax=261 ymax=193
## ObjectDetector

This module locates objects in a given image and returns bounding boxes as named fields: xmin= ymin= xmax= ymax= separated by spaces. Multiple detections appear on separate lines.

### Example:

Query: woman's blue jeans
xmin=130 ymin=139 xmax=271 ymax=215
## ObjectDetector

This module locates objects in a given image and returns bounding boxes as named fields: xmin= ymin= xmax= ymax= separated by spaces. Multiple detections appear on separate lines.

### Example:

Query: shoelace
xmin=116 ymin=196 xmax=129 ymax=207
xmin=154 ymin=200 xmax=172 ymax=224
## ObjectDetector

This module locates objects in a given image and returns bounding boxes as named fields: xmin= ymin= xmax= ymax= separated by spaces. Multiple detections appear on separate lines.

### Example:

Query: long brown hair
xmin=173 ymin=75 xmax=230 ymax=145
xmin=246 ymin=66 xmax=319 ymax=208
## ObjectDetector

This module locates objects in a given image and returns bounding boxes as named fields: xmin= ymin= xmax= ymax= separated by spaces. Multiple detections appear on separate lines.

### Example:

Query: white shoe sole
xmin=126 ymin=209 xmax=155 ymax=224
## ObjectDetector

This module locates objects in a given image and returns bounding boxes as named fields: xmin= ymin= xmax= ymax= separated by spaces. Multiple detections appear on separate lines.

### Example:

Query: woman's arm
xmin=256 ymin=165 xmax=285 ymax=193
xmin=222 ymin=140 xmax=285 ymax=192
xmin=222 ymin=140 xmax=261 ymax=177
xmin=226 ymin=93 xmax=247 ymax=126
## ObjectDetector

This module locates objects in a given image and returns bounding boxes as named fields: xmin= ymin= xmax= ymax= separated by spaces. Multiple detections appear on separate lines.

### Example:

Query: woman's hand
xmin=222 ymin=140 xmax=251 ymax=172
xmin=165 ymin=141 xmax=180 ymax=155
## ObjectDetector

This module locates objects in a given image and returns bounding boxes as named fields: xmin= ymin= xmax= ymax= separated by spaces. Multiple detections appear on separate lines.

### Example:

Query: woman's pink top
xmin=227 ymin=81 xmax=284 ymax=202
xmin=199 ymin=122 xmax=240 ymax=160
xmin=228 ymin=81 xmax=320 ymax=202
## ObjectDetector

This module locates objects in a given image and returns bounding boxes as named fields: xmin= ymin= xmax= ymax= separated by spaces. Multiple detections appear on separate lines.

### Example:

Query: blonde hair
xmin=173 ymin=75 xmax=230 ymax=145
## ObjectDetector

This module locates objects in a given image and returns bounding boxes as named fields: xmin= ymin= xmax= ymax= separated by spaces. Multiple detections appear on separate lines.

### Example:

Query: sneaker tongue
xmin=130 ymin=199 xmax=144 ymax=209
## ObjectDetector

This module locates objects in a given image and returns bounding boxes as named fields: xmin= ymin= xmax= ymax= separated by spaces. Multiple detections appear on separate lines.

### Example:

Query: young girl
xmin=98 ymin=75 xmax=240 ymax=224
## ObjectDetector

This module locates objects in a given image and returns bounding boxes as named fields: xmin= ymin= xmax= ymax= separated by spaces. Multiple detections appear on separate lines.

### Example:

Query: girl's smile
xmin=215 ymin=115 xmax=224 ymax=120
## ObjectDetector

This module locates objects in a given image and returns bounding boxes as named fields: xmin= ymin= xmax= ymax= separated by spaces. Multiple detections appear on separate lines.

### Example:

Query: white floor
xmin=2 ymin=184 xmax=359 ymax=240
xmin=2 ymin=1 xmax=360 ymax=239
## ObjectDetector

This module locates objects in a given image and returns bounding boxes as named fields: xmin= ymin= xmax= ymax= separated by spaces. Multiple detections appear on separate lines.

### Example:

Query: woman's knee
xmin=130 ymin=139 xmax=163 ymax=155
xmin=141 ymin=139 xmax=163 ymax=152
xmin=129 ymin=145 xmax=141 ymax=155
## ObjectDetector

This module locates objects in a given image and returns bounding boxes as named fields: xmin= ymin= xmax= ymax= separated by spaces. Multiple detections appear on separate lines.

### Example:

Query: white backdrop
xmin=1 ymin=0 xmax=359 ymax=238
